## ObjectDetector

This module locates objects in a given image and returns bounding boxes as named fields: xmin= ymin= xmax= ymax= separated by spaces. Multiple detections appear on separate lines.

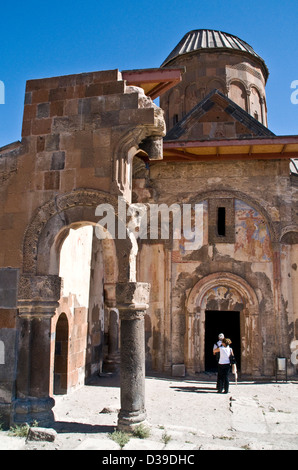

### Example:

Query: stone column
xmin=14 ymin=275 xmax=61 ymax=426
xmin=116 ymin=282 xmax=150 ymax=431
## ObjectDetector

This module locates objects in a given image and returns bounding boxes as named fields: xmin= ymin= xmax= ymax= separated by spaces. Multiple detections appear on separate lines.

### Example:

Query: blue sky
xmin=0 ymin=0 xmax=298 ymax=148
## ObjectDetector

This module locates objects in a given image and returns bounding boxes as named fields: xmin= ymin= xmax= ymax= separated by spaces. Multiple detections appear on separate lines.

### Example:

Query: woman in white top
xmin=213 ymin=338 xmax=234 ymax=393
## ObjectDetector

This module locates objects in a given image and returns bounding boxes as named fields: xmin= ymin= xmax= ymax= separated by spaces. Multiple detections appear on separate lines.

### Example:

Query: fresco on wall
xmin=203 ymin=285 xmax=244 ymax=311
xmin=235 ymin=200 xmax=272 ymax=262
xmin=172 ymin=201 xmax=208 ymax=261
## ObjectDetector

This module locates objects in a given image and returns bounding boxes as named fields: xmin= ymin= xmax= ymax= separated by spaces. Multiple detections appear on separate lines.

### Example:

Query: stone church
xmin=0 ymin=29 xmax=298 ymax=429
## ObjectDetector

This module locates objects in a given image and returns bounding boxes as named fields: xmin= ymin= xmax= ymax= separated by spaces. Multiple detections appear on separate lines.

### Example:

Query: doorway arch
xmin=18 ymin=189 xmax=135 ymax=406
xmin=185 ymin=272 xmax=261 ymax=376
xmin=53 ymin=313 xmax=69 ymax=395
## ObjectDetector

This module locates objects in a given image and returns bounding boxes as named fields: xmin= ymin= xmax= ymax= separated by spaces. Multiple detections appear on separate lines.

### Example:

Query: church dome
xmin=162 ymin=29 xmax=269 ymax=81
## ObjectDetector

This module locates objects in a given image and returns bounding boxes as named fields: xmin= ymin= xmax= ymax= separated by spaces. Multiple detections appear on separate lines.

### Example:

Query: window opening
xmin=217 ymin=207 xmax=226 ymax=236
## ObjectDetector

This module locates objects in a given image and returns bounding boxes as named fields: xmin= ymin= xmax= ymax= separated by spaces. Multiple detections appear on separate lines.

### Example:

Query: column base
xmin=104 ymin=352 xmax=121 ymax=373
xmin=0 ymin=403 xmax=12 ymax=429
xmin=12 ymin=397 xmax=55 ymax=427
xmin=117 ymin=409 xmax=147 ymax=432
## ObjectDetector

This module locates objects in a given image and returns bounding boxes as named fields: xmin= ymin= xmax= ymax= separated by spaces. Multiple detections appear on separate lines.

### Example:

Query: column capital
xmin=104 ymin=282 xmax=116 ymax=308
xmin=116 ymin=282 xmax=150 ymax=312
xmin=17 ymin=275 xmax=61 ymax=318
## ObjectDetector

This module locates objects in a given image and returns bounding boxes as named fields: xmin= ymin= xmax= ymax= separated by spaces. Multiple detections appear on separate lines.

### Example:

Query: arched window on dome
xmin=229 ymin=81 xmax=248 ymax=112
xmin=250 ymin=86 xmax=263 ymax=124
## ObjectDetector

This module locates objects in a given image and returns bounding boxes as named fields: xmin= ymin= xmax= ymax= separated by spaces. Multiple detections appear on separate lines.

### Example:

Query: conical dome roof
xmin=162 ymin=29 xmax=268 ymax=80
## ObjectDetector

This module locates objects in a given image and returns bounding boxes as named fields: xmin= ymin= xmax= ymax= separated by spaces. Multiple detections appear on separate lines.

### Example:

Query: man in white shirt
xmin=213 ymin=333 xmax=224 ymax=390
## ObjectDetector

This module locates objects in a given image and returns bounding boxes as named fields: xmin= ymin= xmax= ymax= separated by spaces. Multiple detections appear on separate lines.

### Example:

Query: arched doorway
xmin=17 ymin=189 xmax=139 ymax=427
xmin=185 ymin=272 xmax=261 ymax=376
xmin=54 ymin=313 xmax=69 ymax=395
xmin=52 ymin=222 xmax=121 ymax=392
xmin=204 ymin=309 xmax=241 ymax=372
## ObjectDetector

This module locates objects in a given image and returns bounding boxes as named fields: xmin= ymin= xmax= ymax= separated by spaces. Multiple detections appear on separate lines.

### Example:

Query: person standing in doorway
xmin=213 ymin=333 xmax=224 ymax=361
xmin=213 ymin=333 xmax=224 ymax=390
xmin=213 ymin=338 xmax=234 ymax=393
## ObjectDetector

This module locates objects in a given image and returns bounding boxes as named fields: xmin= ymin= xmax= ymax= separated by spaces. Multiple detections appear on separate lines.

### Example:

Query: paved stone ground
xmin=1 ymin=373 xmax=298 ymax=450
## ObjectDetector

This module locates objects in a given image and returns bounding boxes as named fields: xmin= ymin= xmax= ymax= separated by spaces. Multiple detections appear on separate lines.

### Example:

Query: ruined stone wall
xmin=0 ymin=69 xmax=165 ymax=426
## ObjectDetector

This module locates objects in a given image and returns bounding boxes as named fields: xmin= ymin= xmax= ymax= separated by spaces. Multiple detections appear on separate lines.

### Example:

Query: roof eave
xmin=162 ymin=135 xmax=298 ymax=162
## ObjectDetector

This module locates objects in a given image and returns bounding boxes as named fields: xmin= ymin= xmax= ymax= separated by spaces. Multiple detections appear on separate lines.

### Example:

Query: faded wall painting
xmin=234 ymin=200 xmax=272 ymax=262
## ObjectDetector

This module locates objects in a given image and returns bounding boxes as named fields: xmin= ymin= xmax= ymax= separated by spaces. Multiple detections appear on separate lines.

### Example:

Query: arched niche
xmin=249 ymin=86 xmax=263 ymax=123
xmin=280 ymin=226 xmax=298 ymax=245
xmin=229 ymin=80 xmax=248 ymax=111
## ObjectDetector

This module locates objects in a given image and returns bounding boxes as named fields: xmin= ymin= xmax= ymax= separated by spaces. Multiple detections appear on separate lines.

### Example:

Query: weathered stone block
xmin=37 ymin=103 xmax=50 ymax=119
xmin=44 ymin=170 xmax=60 ymax=190
xmin=92 ymin=69 xmax=121 ymax=83
xmin=26 ymin=426 xmax=57 ymax=442
xmin=52 ymin=116 xmax=81 ymax=133
xmin=51 ymin=151 xmax=65 ymax=170
xmin=23 ymin=104 xmax=37 ymax=120
xmin=31 ymin=88 xmax=50 ymax=104
xmin=50 ymin=100 xmax=64 ymax=117
xmin=78 ymin=98 xmax=92 ymax=115
xmin=119 ymin=108 xmax=155 ymax=125
xmin=172 ymin=364 xmax=185 ymax=377
xmin=80 ymin=148 xmax=94 ymax=168
xmin=32 ymin=118 xmax=52 ymax=135
xmin=49 ymin=86 xmax=74 ymax=102
xmin=0 ymin=269 xmax=19 ymax=308
xmin=45 ymin=134 xmax=60 ymax=151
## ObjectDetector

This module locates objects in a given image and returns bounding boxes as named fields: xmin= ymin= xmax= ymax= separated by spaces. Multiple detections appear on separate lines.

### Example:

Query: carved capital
xmin=18 ymin=275 xmax=61 ymax=317
xmin=116 ymin=282 xmax=150 ymax=312
xmin=104 ymin=282 xmax=116 ymax=308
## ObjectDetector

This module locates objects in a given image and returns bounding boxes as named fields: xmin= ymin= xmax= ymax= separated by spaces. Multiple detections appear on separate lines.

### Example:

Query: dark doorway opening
xmin=205 ymin=310 xmax=241 ymax=372
xmin=217 ymin=207 xmax=226 ymax=236
xmin=54 ymin=313 xmax=69 ymax=395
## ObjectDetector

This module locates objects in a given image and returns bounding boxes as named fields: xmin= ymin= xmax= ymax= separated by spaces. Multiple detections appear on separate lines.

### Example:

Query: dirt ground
xmin=1 ymin=372 xmax=298 ymax=451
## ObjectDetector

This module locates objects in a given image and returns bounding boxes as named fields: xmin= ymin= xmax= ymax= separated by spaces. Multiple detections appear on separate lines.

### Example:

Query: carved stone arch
xmin=249 ymin=83 xmax=262 ymax=96
xmin=280 ymin=225 xmax=298 ymax=244
xmin=186 ymin=272 xmax=259 ymax=313
xmin=186 ymin=188 xmax=278 ymax=243
xmin=249 ymin=85 xmax=263 ymax=123
xmin=112 ymin=127 xmax=149 ymax=196
xmin=184 ymin=82 xmax=198 ymax=115
xmin=22 ymin=189 xmax=132 ymax=283
xmin=227 ymin=77 xmax=248 ymax=90
xmin=207 ymin=78 xmax=226 ymax=95
xmin=228 ymin=79 xmax=248 ymax=111
xmin=185 ymin=272 xmax=261 ymax=376
xmin=112 ymin=114 xmax=165 ymax=199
